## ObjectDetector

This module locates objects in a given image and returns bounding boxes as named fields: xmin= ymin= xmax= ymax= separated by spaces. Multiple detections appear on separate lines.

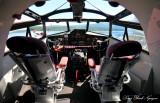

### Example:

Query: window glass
xmin=46 ymin=22 xmax=68 ymax=35
xmin=29 ymin=0 xmax=69 ymax=15
xmin=83 ymin=12 xmax=106 ymax=19
xmin=29 ymin=0 xmax=125 ymax=18
xmin=49 ymin=12 xmax=106 ymax=20
xmin=85 ymin=0 xmax=125 ymax=15
xmin=69 ymin=22 xmax=87 ymax=30
xmin=49 ymin=12 xmax=73 ymax=19
xmin=14 ymin=14 xmax=34 ymax=23
xmin=128 ymin=28 xmax=148 ymax=51
xmin=8 ymin=28 xmax=27 ymax=39
xmin=120 ymin=14 xmax=140 ymax=23
xmin=112 ymin=25 xmax=125 ymax=40
xmin=30 ymin=24 xmax=44 ymax=38
xmin=88 ymin=22 xmax=109 ymax=35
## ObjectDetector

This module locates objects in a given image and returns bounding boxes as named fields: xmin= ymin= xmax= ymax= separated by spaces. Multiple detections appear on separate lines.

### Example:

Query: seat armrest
xmin=57 ymin=56 xmax=68 ymax=68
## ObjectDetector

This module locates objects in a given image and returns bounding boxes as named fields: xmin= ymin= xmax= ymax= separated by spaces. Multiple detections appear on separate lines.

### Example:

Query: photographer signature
xmin=123 ymin=95 xmax=158 ymax=101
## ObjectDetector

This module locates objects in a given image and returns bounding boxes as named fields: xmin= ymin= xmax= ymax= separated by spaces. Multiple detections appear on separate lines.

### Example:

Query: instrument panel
xmin=47 ymin=29 xmax=108 ymax=50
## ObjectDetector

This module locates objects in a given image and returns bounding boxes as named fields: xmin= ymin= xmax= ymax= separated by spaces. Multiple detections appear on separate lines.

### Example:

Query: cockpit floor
xmin=13 ymin=76 xmax=135 ymax=103
xmin=57 ymin=76 xmax=136 ymax=103
xmin=57 ymin=77 xmax=100 ymax=103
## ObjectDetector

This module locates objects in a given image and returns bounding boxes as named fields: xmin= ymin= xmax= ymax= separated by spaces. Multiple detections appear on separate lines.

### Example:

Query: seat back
xmin=7 ymin=36 xmax=48 ymax=54
xmin=98 ymin=41 xmax=142 ymax=84
xmin=7 ymin=36 xmax=56 ymax=86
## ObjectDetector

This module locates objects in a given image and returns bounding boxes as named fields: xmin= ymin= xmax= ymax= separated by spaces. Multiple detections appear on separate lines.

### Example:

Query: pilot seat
xmin=6 ymin=36 xmax=68 ymax=103
xmin=88 ymin=41 xmax=142 ymax=102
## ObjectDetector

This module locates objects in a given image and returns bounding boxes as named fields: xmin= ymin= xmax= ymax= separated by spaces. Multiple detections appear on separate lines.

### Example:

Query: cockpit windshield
xmin=11 ymin=0 xmax=147 ymax=51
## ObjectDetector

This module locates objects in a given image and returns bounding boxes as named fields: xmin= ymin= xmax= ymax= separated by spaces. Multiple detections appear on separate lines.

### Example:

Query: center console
xmin=70 ymin=49 xmax=87 ymax=68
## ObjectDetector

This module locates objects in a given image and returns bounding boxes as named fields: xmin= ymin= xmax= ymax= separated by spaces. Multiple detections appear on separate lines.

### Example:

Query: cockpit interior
xmin=0 ymin=0 xmax=160 ymax=103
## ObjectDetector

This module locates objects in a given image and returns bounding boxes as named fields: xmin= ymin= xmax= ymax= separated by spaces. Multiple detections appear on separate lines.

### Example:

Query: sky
xmin=14 ymin=0 xmax=137 ymax=23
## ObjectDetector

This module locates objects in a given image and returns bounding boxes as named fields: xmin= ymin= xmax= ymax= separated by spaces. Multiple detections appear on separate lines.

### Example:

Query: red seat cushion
xmin=56 ymin=56 xmax=68 ymax=69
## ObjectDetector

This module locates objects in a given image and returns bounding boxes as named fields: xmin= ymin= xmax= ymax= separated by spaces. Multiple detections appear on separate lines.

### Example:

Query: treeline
xmin=13 ymin=23 xmax=138 ymax=34
xmin=30 ymin=25 xmax=108 ymax=31
xmin=30 ymin=25 xmax=124 ymax=31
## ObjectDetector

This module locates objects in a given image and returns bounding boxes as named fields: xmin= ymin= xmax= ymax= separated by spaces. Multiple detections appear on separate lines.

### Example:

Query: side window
xmin=30 ymin=25 xmax=44 ymax=39
xmin=8 ymin=28 xmax=27 ymax=39
xmin=112 ymin=25 xmax=125 ymax=40
xmin=128 ymin=28 xmax=148 ymax=51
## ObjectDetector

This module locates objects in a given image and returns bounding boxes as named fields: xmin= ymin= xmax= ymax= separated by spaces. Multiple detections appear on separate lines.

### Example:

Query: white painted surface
xmin=117 ymin=0 xmax=160 ymax=94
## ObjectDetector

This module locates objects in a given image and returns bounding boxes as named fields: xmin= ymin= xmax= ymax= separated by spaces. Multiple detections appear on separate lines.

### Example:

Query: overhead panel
xmin=70 ymin=0 xmax=85 ymax=21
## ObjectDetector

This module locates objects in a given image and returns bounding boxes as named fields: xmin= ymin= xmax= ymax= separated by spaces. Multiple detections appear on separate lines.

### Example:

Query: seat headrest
xmin=7 ymin=36 xmax=48 ymax=54
xmin=106 ymin=41 xmax=142 ymax=58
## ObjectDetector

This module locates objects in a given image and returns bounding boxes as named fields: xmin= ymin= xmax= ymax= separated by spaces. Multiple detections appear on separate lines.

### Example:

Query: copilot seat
xmin=88 ymin=41 xmax=142 ymax=102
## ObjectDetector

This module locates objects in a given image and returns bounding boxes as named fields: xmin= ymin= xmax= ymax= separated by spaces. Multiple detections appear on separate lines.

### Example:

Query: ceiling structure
xmin=11 ymin=0 xmax=142 ymax=31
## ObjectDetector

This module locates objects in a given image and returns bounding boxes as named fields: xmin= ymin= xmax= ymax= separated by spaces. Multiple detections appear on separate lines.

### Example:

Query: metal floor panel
xmin=57 ymin=78 xmax=101 ymax=103
xmin=13 ymin=77 xmax=136 ymax=103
